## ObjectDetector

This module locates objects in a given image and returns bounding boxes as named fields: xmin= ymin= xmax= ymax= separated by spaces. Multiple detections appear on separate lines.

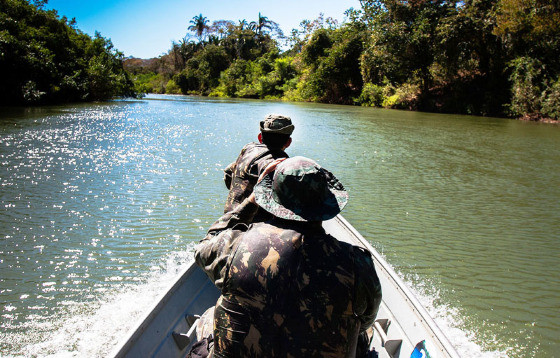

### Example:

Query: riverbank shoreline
xmin=3 ymin=94 xmax=560 ymax=124
xmin=144 ymin=92 xmax=560 ymax=124
xmin=519 ymin=113 xmax=560 ymax=124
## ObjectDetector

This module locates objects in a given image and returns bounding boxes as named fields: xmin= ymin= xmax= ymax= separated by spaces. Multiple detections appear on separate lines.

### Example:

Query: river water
xmin=1 ymin=95 xmax=558 ymax=357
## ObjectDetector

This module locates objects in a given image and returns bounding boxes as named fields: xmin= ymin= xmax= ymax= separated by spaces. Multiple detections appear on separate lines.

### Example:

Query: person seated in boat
xmin=223 ymin=113 xmax=294 ymax=223
xmin=196 ymin=156 xmax=382 ymax=357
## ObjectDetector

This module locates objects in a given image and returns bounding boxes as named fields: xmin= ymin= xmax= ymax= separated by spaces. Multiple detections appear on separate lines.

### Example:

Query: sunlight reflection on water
xmin=1 ymin=95 xmax=559 ymax=357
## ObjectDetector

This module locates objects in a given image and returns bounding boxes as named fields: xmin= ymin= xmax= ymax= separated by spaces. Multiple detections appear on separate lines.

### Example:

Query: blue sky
xmin=46 ymin=0 xmax=361 ymax=59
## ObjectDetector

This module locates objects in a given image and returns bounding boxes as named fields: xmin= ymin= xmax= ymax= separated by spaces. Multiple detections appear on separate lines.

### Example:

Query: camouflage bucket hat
xmin=259 ymin=114 xmax=295 ymax=135
xmin=253 ymin=156 xmax=348 ymax=222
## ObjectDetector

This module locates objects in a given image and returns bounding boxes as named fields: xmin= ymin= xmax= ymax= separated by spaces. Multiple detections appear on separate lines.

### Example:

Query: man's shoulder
xmin=237 ymin=142 xmax=269 ymax=160
xmin=321 ymin=234 xmax=375 ymax=268
xmin=243 ymin=221 xmax=278 ymax=235
xmin=353 ymin=246 xmax=375 ymax=267
xmin=240 ymin=222 xmax=302 ymax=243
xmin=241 ymin=142 xmax=264 ymax=151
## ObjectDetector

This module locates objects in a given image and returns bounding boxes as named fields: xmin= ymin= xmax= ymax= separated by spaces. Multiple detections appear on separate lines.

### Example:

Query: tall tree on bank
xmin=188 ymin=14 xmax=210 ymax=40
xmin=250 ymin=12 xmax=272 ymax=35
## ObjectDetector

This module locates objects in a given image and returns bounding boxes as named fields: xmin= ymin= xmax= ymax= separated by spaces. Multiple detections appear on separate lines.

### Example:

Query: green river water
xmin=0 ymin=94 xmax=559 ymax=357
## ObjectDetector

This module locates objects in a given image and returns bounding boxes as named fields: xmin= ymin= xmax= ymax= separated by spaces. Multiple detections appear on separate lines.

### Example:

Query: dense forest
xmin=0 ymin=0 xmax=136 ymax=105
xmin=2 ymin=0 xmax=559 ymax=121
xmin=126 ymin=0 xmax=560 ymax=121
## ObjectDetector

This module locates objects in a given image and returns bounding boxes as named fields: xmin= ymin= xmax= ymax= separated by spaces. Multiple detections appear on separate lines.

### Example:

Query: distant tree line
xmin=0 ymin=0 xmax=136 ymax=105
xmin=2 ymin=0 xmax=558 ymax=120
xmin=128 ymin=1 xmax=560 ymax=121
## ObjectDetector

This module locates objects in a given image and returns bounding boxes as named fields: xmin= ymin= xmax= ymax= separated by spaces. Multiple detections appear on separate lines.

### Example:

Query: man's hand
xmin=248 ymin=158 xmax=286 ymax=204
xmin=259 ymin=158 xmax=286 ymax=183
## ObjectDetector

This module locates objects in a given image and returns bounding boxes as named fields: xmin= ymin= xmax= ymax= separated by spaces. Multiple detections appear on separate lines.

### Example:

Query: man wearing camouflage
xmin=196 ymin=156 xmax=382 ymax=357
xmin=223 ymin=114 xmax=294 ymax=222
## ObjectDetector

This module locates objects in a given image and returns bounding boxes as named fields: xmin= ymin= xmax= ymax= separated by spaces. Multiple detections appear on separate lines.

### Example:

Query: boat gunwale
xmin=332 ymin=215 xmax=460 ymax=358
xmin=111 ymin=261 xmax=199 ymax=357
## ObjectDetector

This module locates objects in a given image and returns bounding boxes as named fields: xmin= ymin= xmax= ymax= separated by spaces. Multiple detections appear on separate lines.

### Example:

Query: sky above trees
xmin=46 ymin=0 xmax=360 ymax=58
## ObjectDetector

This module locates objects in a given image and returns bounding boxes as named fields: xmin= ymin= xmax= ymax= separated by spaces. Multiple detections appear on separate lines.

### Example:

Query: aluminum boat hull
xmin=112 ymin=215 xmax=460 ymax=358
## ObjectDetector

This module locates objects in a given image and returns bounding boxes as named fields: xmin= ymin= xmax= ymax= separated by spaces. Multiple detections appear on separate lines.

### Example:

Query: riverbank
xmin=520 ymin=113 xmax=560 ymax=124
xmin=3 ymin=1 xmax=558 ymax=120
xmin=128 ymin=88 xmax=560 ymax=124
xmin=124 ymin=3 xmax=560 ymax=123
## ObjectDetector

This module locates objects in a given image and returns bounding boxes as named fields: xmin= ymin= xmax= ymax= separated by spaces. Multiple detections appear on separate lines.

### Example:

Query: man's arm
xmin=354 ymin=248 xmax=382 ymax=333
xmin=197 ymin=158 xmax=284 ymax=289
xmin=223 ymin=162 xmax=235 ymax=189
xmin=195 ymin=198 xmax=258 ymax=289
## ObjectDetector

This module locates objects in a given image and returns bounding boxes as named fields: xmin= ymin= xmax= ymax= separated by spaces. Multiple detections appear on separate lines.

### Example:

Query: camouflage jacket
xmin=195 ymin=200 xmax=382 ymax=358
xmin=224 ymin=142 xmax=287 ymax=221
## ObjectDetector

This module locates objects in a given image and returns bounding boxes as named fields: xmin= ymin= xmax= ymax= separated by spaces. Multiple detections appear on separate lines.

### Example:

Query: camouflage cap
xmin=253 ymin=156 xmax=348 ymax=222
xmin=259 ymin=114 xmax=295 ymax=135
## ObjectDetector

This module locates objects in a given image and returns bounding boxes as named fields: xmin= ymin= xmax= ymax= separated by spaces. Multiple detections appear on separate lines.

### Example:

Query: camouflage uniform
xmin=223 ymin=114 xmax=294 ymax=222
xmin=196 ymin=157 xmax=382 ymax=358
xmin=223 ymin=143 xmax=287 ymax=221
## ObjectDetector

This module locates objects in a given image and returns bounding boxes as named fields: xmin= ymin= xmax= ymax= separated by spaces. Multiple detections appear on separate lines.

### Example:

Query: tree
xmin=287 ymin=13 xmax=339 ymax=55
xmin=209 ymin=20 xmax=235 ymax=39
xmin=238 ymin=20 xmax=249 ymax=30
xmin=188 ymin=14 xmax=210 ymax=40
xmin=494 ymin=0 xmax=560 ymax=63
xmin=362 ymin=0 xmax=457 ymax=94
xmin=174 ymin=44 xmax=230 ymax=94
xmin=0 ymin=0 xmax=135 ymax=105
xmin=250 ymin=13 xmax=273 ymax=35
xmin=295 ymin=25 xmax=365 ymax=104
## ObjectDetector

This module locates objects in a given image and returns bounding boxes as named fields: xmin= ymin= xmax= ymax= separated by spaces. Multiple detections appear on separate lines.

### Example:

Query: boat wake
xmin=20 ymin=246 xmax=198 ymax=358
xmin=402 ymin=272 xmax=508 ymax=358
xmin=17 ymin=245 xmax=504 ymax=358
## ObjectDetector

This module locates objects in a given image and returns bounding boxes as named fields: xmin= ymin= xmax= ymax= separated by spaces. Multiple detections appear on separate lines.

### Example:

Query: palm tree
xmin=188 ymin=14 xmax=209 ymax=39
xmin=238 ymin=19 xmax=248 ymax=31
xmin=250 ymin=12 xmax=273 ymax=35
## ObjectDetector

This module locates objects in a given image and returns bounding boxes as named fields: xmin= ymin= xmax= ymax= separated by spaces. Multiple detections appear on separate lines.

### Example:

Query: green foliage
xmin=301 ymin=29 xmax=333 ymax=66
xmin=132 ymin=72 xmax=182 ymax=94
xmin=508 ymin=56 xmax=544 ymax=116
xmin=174 ymin=44 xmax=229 ymax=95
xmin=381 ymin=83 xmax=420 ymax=110
xmin=86 ymin=33 xmax=135 ymax=101
xmin=123 ymin=3 xmax=559 ymax=121
xmin=507 ymin=56 xmax=560 ymax=120
xmin=358 ymin=83 xmax=384 ymax=107
xmin=0 ymin=0 xmax=136 ymax=105
xmin=212 ymin=53 xmax=297 ymax=99
xmin=165 ymin=79 xmax=182 ymax=94
xmin=295 ymin=25 xmax=365 ymax=104
xmin=494 ymin=0 xmax=560 ymax=65
xmin=541 ymin=77 xmax=560 ymax=121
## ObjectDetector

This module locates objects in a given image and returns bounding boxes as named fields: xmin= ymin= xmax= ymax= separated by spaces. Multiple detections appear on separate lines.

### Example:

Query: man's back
xmin=212 ymin=219 xmax=381 ymax=358
xmin=223 ymin=114 xmax=294 ymax=219
xmin=224 ymin=142 xmax=287 ymax=217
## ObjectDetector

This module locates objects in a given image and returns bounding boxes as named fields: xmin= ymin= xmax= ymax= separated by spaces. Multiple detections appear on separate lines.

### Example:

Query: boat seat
xmin=172 ymin=314 xmax=200 ymax=350
xmin=374 ymin=318 xmax=402 ymax=358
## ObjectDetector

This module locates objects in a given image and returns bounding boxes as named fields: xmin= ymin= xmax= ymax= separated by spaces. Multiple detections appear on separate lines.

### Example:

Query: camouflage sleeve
xmin=353 ymin=248 xmax=382 ymax=333
xmin=194 ymin=198 xmax=258 ymax=289
xmin=206 ymin=197 xmax=258 ymax=234
xmin=224 ymin=161 xmax=235 ymax=189
xmin=247 ymin=159 xmax=261 ymax=180
xmin=195 ymin=228 xmax=241 ymax=289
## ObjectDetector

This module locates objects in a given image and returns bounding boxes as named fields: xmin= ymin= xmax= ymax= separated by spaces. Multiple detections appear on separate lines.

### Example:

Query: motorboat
xmin=112 ymin=215 xmax=460 ymax=358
